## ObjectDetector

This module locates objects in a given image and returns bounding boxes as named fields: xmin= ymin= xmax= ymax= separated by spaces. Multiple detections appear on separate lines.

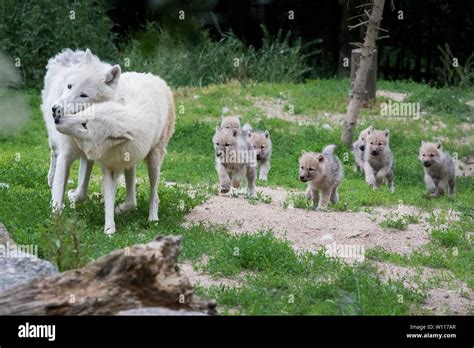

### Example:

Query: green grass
xmin=0 ymin=79 xmax=473 ymax=315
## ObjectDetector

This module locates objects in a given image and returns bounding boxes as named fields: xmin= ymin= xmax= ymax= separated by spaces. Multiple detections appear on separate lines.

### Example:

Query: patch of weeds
xmin=283 ymin=193 xmax=312 ymax=210
xmin=380 ymin=212 xmax=420 ymax=230
xmin=246 ymin=190 xmax=272 ymax=205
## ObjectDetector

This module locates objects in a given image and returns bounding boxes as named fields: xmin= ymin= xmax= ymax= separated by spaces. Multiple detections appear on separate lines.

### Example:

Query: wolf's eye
xmin=216 ymin=143 xmax=219 ymax=146
xmin=67 ymin=84 xmax=72 ymax=89
xmin=81 ymin=123 xmax=88 ymax=130
xmin=79 ymin=93 xmax=88 ymax=98
xmin=261 ymin=145 xmax=265 ymax=149
xmin=379 ymin=142 xmax=383 ymax=146
xmin=370 ymin=141 xmax=373 ymax=145
xmin=361 ymin=137 xmax=365 ymax=140
xmin=422 ymin=153 xmax=425 ymax=157
xmin=309 ymin=168 xmax=314 ymax=171
xmin=225 ymin=143 xmax=230 ymax=147
xmin=430 ymin=154 xmax=434 ymax=157
xmin=300 ymin=166 xmax=304 ymax=169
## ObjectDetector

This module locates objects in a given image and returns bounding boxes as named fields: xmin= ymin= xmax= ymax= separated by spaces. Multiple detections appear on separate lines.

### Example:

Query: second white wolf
xmin=55 ymin=71 xmax=175 ymax=235
xmin=299 ymin=145 xmax=343 ymax=210
xmin=242 ymin=123 xmax=272 ymax=181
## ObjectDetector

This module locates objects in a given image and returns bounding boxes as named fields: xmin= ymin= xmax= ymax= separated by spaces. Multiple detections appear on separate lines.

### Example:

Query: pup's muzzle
xmin=423 ymin=161 xmax=431 ymax=168
xmin=299 ymin=175 xmax=308 ymax=182
xmin=359 ymin=145 xmax=365 ymax=151
xmin=371 ymin=150 xmax=379 ymax=156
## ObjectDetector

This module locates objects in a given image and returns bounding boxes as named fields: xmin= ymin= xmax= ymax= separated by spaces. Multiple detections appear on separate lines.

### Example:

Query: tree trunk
xmin=0 ymin=236 xmax=216 ymax=315
xmin=342 ymin=0 xmax=385 ymax=147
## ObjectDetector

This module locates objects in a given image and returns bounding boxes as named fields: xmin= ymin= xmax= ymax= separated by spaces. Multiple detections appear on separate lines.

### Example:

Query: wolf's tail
xmin=322 ymin=144 xmax=337 ymax=155
xmin=46 ymin=49 xmax=97 ymax=70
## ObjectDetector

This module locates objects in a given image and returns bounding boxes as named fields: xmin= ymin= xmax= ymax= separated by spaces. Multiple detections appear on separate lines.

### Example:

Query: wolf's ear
xmin=84 ymin=49 xmax=93 ymax=64
xmin=421 ymin=140 xmax=425 ymax=145
xmin=318 ymin=154 xmax=324 ymax=162
xmin=232 ymin=129 xmax=238 ymax=137
xmin=435 ymin=141 xmax=442 ymax=150
xmin=264 ymin=130 xmax=270 ymax=139
xmin=105 ymin=65 xmax=121 ymax=87
xmin=301 ymin=150 xmax=307 ymax=155
xmin=383 ymin=129 xmax=390 ymax=138
xmin=107 ymin=130 xmax=134 ymax=144
xmin=216 ymin=126 xmax=221 ymax=132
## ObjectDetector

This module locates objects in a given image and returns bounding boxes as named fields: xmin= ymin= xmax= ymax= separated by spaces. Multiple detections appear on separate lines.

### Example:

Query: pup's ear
xmin=435 ymin=141 xmax=442 ymax=150
xmin=264 ymin=130 xmax=270 ymax=139
xmin=84 ymin=49 xmax=93 ymax=64
xmin=301 ymin=150 xmax=307 ymax=155
xmin=216 ymin=126 xmax=221 ymax=132
xmin=105 ymin=65 xmax=121 ymax=87
xmin=421 ymin=140 xmax=425 ymax=145
xmin=232 ymin=129 xmax=238 ymax=137
xmin=318 ymin=154 xmax=324 ymax=162
xmin=383 ymin=129 xmax=390 ymax=138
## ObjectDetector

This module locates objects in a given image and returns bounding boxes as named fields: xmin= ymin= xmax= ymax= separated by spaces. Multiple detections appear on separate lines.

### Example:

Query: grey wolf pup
xmin=364 ymin=128 xmax=394 ymax=192
xmin=352 ymin=126 xmax=373 ymax=172
xmin=212 ymin=127 xmax=257 ymax=197
xmin=299 ymin=145 xmax=343 ymax=210
xmin=419 ymin=141 xmax=456 ymax=197
xmin=242 ymin=123 xmax=272 ymax=181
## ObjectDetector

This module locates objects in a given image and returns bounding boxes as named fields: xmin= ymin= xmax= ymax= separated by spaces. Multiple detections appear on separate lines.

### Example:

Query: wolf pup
xmin=364 ymin=129 xmax=394 ymax=192
xmin=242 ymin=123 xmax=272 ymax=181
xmin=213 ymin=127 xmax=257 ymax=197
xmin=352 ymin=126 xmax=373 ymax=172
xmin=220 ymin=116 xmax=241 ymax=131
xmin=299 ymin=145 xmax=343 ymax=210
xmin=419 ymin=141 xmax=456 ymax=197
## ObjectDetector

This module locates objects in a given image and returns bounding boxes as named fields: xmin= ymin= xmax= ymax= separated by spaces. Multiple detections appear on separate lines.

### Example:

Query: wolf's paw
xmin=259 ymin=175 xmax=268 ymax=181
xmin=148 ymin=212 xmax=159 ymax=222
xmin=68 ymin=189 xmax=87 ymax=204
xmin=104 ymin=224 xmax=116 ymax=236
xmin=365 ymin=176 xmax=376 ymax=187
xmin=316 ymin=205 xmax=328 ymax=211
xmin=247 ymin=190 xmax=256 ymax=198
xmin=220 ymin=187 xmax=230 ymax=194
xmin=115 ymin=201 xmax=137 ymax=215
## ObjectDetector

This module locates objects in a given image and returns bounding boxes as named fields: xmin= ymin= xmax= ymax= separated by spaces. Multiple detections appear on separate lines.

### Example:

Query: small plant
xmin=380 ymin=213 xmax=419 ymax=231
xmin=282 ymin=193 xmax=313 ymax=210
xmin=247 ymin=191 xmax=272 ymax=205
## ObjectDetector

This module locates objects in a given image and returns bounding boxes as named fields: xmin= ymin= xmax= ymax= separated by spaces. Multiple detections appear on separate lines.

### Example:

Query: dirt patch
xmin=376 ymin=90 xmax=408 ymax=102
xmin=184 ymin=187 xmax=430 ymax=255
xmin=373 ymin=261 xmax=473 ymax=315
xmin=180 ymin=261 xmax=246 ymax=289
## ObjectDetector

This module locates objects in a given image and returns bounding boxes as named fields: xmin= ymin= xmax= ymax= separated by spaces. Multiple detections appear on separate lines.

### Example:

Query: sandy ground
xmin=184 ymin=187 xmax=430 ymax=255
xmin=181 ymin=186 xmax=473 ymax=315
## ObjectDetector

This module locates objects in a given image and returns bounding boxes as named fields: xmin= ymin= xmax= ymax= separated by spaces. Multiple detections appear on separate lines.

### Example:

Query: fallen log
xmin=0 ymin=235 xmax=216 ymax=315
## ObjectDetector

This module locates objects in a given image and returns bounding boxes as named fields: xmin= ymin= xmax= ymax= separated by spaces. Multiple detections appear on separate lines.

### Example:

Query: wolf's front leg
xmin=308 ymin=186 xmax=319 ymax=208
xmin=424 ymin=172 xmax=436 ymax=196
xmin=51 ymin=154 xmax=74 ymax=212
xmin=317 ymin=188 xmax=331 ymax=210
xmin=217 ymin=163 xmax=231 ymax=193
xmin=364 ymin=163 xmax=377 ymax=188
xmin=68 ymin=157 xmax=93 ymax=203
xmin=259 ymin=160 xmax=271 ymax=181
xmin=102 ymin=168 xmax=118 ymax=235
xmin=375 ymin=165 xmax=390 ymax=186
xmin=48 ymin=150 xmax=57 ymax=188
xmin=246 ymin=166 xmax=257 ymax=197
xmin=436 ymin=177 xmax=448 ymax=196
xmin=116 ymin=166 xmax=137 ymax=215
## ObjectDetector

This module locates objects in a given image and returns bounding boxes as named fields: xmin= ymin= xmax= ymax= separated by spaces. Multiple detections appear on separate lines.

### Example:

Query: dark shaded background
xmin=107 ymin=0 xmax=474 ymax=83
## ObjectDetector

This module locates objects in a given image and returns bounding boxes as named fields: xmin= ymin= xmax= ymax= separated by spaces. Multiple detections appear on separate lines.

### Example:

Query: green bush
xmin=120 ymin=23 xmax=319 ymax=87
xmin=0 ymin=0 xmax=117 ymax=87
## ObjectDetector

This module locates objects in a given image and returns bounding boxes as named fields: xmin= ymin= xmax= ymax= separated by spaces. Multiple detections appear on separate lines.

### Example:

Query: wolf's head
xmin=213 ymin=127 xmax=239 ymax=160
xmin=299 ymin=151 xmax=325 ymax=182
xmin=51 ymin=49 xmax=121 ymax=123
xmin=419 ymin=141 xmax=444 ymax=168
xmin=248 ymin=130 xmax=271 ymax=161
xmin=220 ymin=116 xmax=241 ymax=130
xmin=366 ymin=129 xmax=390 ymax=157
xmin=356 ymin=126 xmax=373 ymax=152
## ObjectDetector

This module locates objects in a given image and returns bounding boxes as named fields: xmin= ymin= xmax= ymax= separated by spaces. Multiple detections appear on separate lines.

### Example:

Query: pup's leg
xmin=317 ymin=188 xmax=332 ymax=210
xmin=364 ymin=162 xmax=377 ymax=188
xmin=375 ymin=165 xmax=390 ymax=187
xmin=386 ymin=170 xmax=394 ymax=193
xmin=424 ymin=172 xmax=436 ymax=196
xmin=48 ymin=150 xmax=57 ymax=188
xmin=102 ymin=168 xmax=118 ymax=235
xmin=436 ymin=177 xmax=448 ymax=196
xmin=231 ymin=175 xmax=241 ymax=189
xmin=330 ymin=186 xmax=339 ymax=204
xmin=68 ymin=157 xmax=93 ymax=203
xmin=259 ymin=160 xmax=271 ymax=181
xmin=217 ymin=163 xmax=231 ymax=193
xmin=309 ymin=186 xmax=319 ymax=208
xmin=147 ymin=146 xmax=163 ymax=221
xmin=246 ymin=166 xmax=257 ymax=197
xmin=448 ymin=175 xmax=456 ymax=197
xmin=51 ymin=154 xmax=74 ymax=212
xmin=116 ymin=166 xmax=137 ymax=215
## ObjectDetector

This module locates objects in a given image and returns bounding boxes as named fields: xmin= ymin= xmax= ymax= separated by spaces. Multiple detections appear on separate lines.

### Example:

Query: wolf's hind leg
xmin=147 ymin=146 xmax=164 ymax=221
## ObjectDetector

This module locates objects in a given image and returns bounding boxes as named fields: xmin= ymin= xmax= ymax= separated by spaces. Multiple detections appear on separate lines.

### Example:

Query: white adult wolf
xmin=55 ymin=72 xmax=176 ymax=235
xmin=41 ymin=48 xmax=122 ymax=210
